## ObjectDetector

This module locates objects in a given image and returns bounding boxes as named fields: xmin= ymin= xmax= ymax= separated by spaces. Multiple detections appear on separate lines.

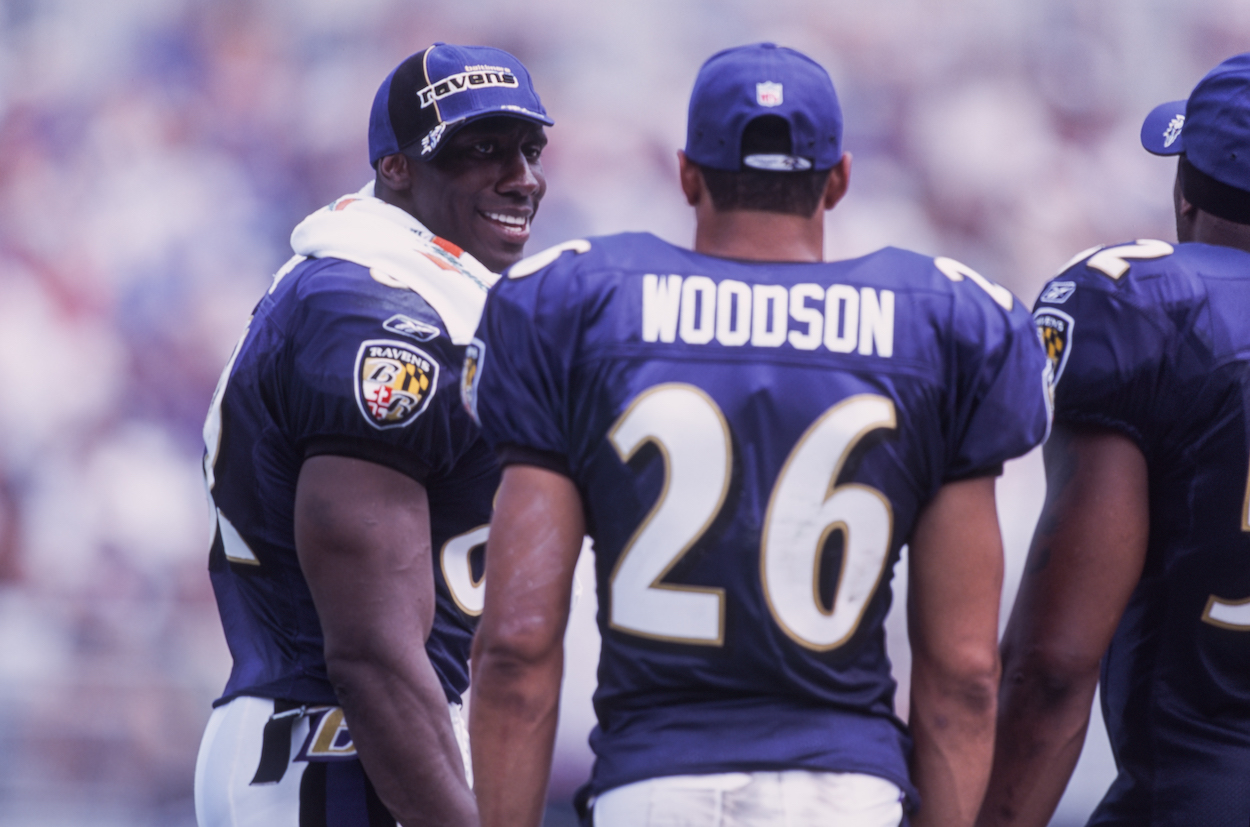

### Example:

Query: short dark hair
xmin=697 ymin=116 xmax=833 ymax=216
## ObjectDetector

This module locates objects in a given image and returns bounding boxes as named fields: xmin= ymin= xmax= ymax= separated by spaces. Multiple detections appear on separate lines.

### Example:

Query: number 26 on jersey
xmin=608 ymin=384 xmax=895 ymax=652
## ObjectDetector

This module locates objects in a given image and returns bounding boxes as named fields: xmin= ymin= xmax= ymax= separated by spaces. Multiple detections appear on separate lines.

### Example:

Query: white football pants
xmin=194 ymin=695 xmax=471 ymax=827
xmin=593 ymin=770 xmax=905 ymax=827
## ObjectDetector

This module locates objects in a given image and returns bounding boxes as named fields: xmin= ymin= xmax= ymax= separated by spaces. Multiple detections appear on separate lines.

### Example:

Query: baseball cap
xmin=368 ymin=43 xmax=553 ymax=166
xmin=1140 ymin=53 xmax=1250 ymax=223
xmin=685 ymin=43 xmax=843 ymax=172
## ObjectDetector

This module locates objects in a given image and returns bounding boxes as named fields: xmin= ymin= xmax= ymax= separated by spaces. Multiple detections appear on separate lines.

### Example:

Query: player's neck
xmin=1174 ymin=196 xmax=1250 ymax=254
xmin=1183 ymin=210 xmax=1250 ymax=255
xmin=693 ymin=209 xmax=824 ymax=263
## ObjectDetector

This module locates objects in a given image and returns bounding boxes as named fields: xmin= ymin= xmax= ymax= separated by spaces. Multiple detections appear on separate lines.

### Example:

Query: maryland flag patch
xmin=1033 ymin=308 xmax=1074 ymax=386
xmin=461 ymin=337 xmax=485 ymax=425
xmin=354 ymin=339 xmax=439 ymax=429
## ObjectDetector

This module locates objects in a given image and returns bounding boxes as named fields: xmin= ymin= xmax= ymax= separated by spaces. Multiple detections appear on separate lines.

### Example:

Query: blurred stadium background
xmin=0 ymin=0 xmax=1243 ymax=824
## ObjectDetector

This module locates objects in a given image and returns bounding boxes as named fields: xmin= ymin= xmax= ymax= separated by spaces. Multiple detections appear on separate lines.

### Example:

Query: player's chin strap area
xmin=250 ymin=700 xmax=308 ymax=785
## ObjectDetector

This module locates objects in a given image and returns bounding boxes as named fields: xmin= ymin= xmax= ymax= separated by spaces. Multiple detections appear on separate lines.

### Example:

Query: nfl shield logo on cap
xmin=757 ymin=82 xmax=783 ymax=107
xmin=685 ymin=43 xmax=843 ymax=172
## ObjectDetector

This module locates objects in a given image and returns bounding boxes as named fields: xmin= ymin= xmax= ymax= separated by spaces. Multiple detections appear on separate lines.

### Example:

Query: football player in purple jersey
xmin=978 ymin=54 xmax=1250 ymax=827
xmin=193 ymin=44 xmax=550 ymax=827
xmin=466 ymin=43 xmax=1050 ymax=827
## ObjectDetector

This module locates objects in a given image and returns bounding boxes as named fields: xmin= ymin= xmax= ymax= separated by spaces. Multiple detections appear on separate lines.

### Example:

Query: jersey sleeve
xmin=279 ymin=262 xmax=475 ymax=483
xmin=944 ymin=272 xmax=1053 ymax=480
xmin=468 ymin=252 xmax=585 ymax=474
xmin=1033 ymin=264 xmax=1176 ymax=450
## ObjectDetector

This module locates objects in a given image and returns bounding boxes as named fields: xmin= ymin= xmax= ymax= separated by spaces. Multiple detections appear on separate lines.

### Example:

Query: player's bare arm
xmin=975 ymin=425 xmax=1148 ymax=827
xmin=470 ymin=464 xmax=585 ymax=827
xmin=465 ymin=44 xmax=1049 ymax=827
xmin=906 ymin=475 xmax=1004 ymax=827
xmin=295 ymin=455 xmax=479 ymax=827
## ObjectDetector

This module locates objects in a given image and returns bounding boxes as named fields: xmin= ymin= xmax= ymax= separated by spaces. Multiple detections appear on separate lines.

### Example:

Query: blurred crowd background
xmin=0 ymin=0 xmax=1244 ymax=824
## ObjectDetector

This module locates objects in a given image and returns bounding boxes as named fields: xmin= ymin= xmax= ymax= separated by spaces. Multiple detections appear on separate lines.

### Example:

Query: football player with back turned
xmin=978 ymin=53 xmax=1250 ymax=827
xmin=194 ymin=44 xmax=551 ymax=827
xmin=466 ymin=43 xmax=1051 ymax=827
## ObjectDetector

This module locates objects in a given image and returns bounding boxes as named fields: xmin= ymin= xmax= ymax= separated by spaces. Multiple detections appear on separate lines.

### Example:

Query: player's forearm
xmin=329 ymin=651 xmax=478 ymax=827
xmin=470 ymin=643 xmax=564 ymax=827
xmin=469 ymin=465 xmax=583 ymax=827
xmin=908 ymin=654 xmax=999 ymax=827
xmin=905 ymin=476 xmax=1003 ymax=826
xmin=974 ymin=650 xmax=1099 ymax=827
xmin=974 ymin=428 xmax=1147 ymax=826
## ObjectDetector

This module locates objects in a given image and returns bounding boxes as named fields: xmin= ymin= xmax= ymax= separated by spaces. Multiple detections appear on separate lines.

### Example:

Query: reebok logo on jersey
xmin=383 ymin=313 xmax=441 ymax=341
xmin=1034 ymin=308 xmax=1074 ymax=385
xmin=640 ymin=274 xmax=894 ymax=357
xmin=354 ymin=339 xmax=439 ymax=429
xmin=1038 ymin=281 xmax=1076 ymax=304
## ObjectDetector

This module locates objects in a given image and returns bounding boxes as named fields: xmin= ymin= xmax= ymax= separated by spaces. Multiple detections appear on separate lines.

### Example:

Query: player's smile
xmin=478 ymin=208 xmax=532 ymax=243
xmin=410 ymin=116 xmax=548 ymax=273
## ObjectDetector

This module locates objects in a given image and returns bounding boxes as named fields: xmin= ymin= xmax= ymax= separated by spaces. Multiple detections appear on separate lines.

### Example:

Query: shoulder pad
xmin=1066 ymin=239 xmax=1174 ymax=281
xmin=507 ymin=239 xmax=592 ymax=279
xmin=934 ymin=256 xmax=1014 ymax=311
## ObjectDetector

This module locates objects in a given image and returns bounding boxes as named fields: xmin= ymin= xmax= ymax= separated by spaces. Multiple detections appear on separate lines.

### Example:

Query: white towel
xmin=288 ymin=182 xmax=499 ymax=345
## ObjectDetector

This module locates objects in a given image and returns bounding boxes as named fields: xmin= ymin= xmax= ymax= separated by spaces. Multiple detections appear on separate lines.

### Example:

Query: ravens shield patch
xmin=1033 ymin=308 xmax=1074 ymax=386
xmin=354 ymin=339 xmax=439 ymax=429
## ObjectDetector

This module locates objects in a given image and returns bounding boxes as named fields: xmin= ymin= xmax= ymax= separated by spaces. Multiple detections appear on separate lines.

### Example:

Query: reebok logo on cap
xmin=1162 ymin=114 xmax=1184 ymax=148
xmin=1141 ymin=52 xmax=1250 ymax=225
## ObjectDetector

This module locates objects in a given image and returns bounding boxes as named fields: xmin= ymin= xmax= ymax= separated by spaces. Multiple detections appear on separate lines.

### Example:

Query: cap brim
xmin=410 ymin=107 xmax=555 ymax=160
xmin=1141 ymin=99 xmax=1188 ymax=155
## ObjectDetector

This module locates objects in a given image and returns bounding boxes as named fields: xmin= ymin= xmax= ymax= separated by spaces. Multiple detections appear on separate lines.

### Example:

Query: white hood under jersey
xmin=287 ymin=181 xmax=499 ymax=345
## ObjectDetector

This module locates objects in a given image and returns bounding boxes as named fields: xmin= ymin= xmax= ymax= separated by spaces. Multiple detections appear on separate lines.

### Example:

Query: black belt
xmin=251 ymin=699 xmax=308 ymax=785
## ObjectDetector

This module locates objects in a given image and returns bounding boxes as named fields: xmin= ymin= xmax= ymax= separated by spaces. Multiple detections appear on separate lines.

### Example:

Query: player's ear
xmin=678 ymin=150 xmax=705 ymax=207
xmin=1176 ymin=185 xmax=1198 ymax=219
xmin=1173 ymin=170 xmax=1199 ymax=243
xmin=376 ymin=153 xmax=414 ymax=194
xmin=822 ymin=152 xmax=852 ymax=212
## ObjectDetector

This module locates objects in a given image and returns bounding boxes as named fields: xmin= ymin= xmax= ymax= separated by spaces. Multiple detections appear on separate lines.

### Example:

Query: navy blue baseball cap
xmin=368 ymin=43 xmax=553 ymax=166
xmin=1141 ymin=53 xmax=1250 ymax=223
xmin=685 ymin=43 xmax=843 ymax=172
